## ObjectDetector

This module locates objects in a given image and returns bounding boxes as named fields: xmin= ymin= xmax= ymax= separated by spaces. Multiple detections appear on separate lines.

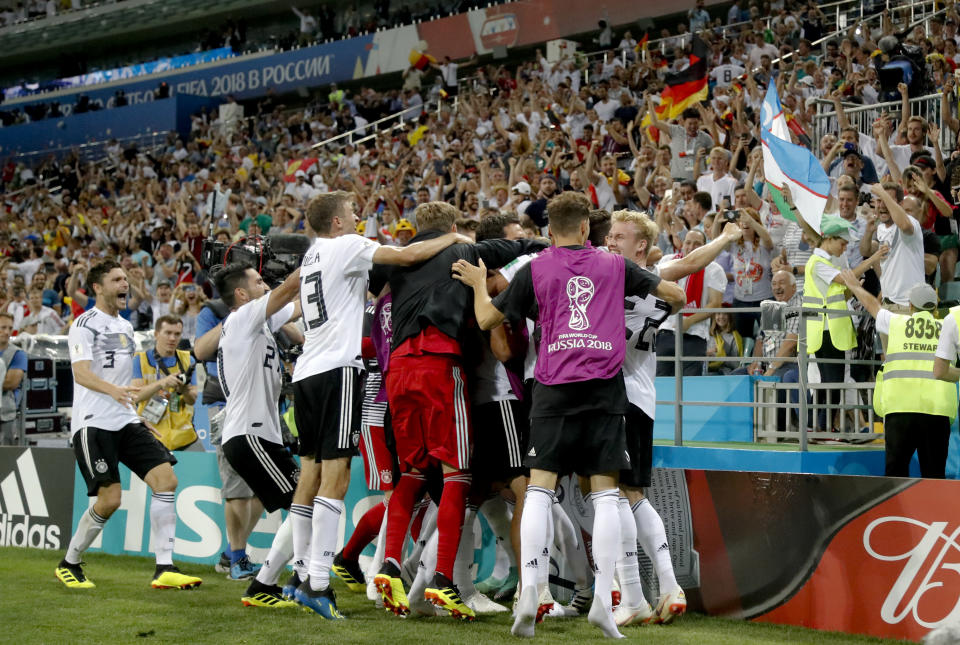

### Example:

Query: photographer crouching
xmin=132 ymin=315 xmax=199 ymax=451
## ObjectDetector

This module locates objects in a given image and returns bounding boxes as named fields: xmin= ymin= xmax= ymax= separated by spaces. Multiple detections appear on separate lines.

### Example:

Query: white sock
xmin=409 ymin=528 xmax=438 ymax=603
xmin=453 ymin=506 xmax=478 ymax=596
xmin=479 ymin=496 xmax=514 ymax=578
xmin=366 ymin=504 xmax=388 ymax=580
xmin=616 ymin=497 xmax=644 ymax=608
xmin=290 ymin=503 xmax=313 ymax=580
xmin=537 ymin=500 xmax=555 ymax=591
xmin=308 ymin=496 xmax=344 ymax=591
xmin=402 ymin=501 xmax=437 ymax=578
xmin=591 ymin=490 xmax=621 ymax=612
xmin=552 ymin=498 xmax=591 ymax=589
xmin=519 ymin=486 xmax=553 ymax=594
xmin=633 ymin=498 xmax=678 ymax=592
xmin=150 ymin=492 xmax=176 ymax=566
xmin=255 ymin=514 xmax=294 ymax=586
xmin=65 ymin=507 xmax=107 ymax=565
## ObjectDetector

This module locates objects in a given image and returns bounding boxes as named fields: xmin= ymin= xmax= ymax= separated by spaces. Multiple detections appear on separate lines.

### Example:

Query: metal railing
xmin=655 ymin=304 xmax=888 ymax=451
xmin=11 ymin=130 xmax=169 ymax=167
xmin=310 ymin=97 xmax=458 ymax=150
xmin=811 ymin=93 xmax=949 ymax=160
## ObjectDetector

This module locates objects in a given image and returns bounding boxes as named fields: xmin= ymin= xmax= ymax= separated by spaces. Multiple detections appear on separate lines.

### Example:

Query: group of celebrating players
xmin=53 ymin=190 xmax=746 ymax=638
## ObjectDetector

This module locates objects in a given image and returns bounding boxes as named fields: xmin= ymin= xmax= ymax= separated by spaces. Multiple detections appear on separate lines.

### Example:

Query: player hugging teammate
xmin=57 ymin=192 xmax=701 ymax=639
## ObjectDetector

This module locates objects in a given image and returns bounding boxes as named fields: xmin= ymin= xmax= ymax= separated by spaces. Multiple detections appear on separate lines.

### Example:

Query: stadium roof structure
xmin=0 ymin=0 xmax=287 ymax=66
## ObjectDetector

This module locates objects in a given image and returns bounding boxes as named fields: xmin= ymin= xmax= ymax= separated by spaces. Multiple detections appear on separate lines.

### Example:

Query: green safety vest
xmin=802 ymin=254 xmax=856 ymax=353
xmin=873 ymin=310 xmax=957 ymax=420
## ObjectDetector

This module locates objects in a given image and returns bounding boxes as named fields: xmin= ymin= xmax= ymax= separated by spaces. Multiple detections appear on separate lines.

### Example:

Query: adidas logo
xmin=656 ymin=542 xmax=670 ymax=553
xmin=0 ymin=449 xmax=60 ymax=549
xmin=524 ymin=558 xmax=538 ymax=568
xmin=527 ymin=447 xmax=536 ymax=457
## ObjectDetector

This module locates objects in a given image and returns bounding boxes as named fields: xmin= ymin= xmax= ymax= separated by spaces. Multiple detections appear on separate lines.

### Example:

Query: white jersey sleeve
xmin=342 ymin=234 xmax=379 ymax=277
xmin=68 ymin=322 xmax=95 ymax=364
xmin=268 ymin=302 xmax=296 ymax=333
xmin=936 ymin=313 xmax=960 ymax=362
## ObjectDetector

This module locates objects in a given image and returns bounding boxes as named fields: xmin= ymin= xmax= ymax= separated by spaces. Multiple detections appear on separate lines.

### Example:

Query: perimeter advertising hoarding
xmin=3 ymin=442 xmax=942 ymax=642
xmin=557 ymin=469 xmax=958 ymax=642
xmin=6 ymin=0 xmax=724 ymax=114
xmin=0 ymin=447 xmax=75 ymax=550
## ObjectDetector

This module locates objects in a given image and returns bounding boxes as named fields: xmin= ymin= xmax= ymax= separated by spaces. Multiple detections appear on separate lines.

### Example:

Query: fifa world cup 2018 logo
xmin=379 ymin=302 xmax=392 ymax=335
xmin=566 ymin=276 xmax=595 ymax=331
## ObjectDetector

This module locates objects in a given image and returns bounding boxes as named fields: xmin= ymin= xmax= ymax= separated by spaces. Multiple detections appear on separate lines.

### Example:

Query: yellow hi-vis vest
xmin=873 ymin=310 xmax=957 ymax=420
xmin=802 ymin=254 xmax=856 ymax=353
xmin=136 ymin=349 xmax=197 ymax=450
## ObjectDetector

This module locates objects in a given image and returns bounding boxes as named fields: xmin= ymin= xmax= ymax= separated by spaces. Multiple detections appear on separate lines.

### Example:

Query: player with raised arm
xmin=213 ymin=262 xmax=303 ymax=609
xmin=452 ymin=193 xmax=685 ymax=639
xmin=605 ymin=210 xmax=742 ymax=626
xmin=56 ymin=260 xmax=202 ymax=591
xmin=289 ymin=191 xmax=470 ymax=619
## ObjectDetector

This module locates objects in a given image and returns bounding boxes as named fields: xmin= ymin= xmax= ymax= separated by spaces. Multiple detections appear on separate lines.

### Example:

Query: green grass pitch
xmin=0 ymin=547 xmax=908 ymax=645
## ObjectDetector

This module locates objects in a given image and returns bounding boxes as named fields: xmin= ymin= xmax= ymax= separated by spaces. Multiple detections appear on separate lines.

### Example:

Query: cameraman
xmin=132 ymin=315 xmax=198 ymax=451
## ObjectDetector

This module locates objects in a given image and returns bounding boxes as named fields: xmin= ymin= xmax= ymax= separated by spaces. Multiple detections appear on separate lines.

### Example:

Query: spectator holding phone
xmin=730 ymin=208 xmax=774 ymax=340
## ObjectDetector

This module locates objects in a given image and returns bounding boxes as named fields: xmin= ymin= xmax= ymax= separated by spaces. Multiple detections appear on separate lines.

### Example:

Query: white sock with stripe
xmin=479 ymin=496 xmax=514 ymax=579
xmin=453 ymin=506 xmax=478 ymax=597
xmin=255 ymin=514 xmax=293 ymax=586
xmin=552 ymin=497 xmax=591 ymax=590
xmin=589 ymin=489 xmax=623 ymax=637
xmin=519 ymin=486 xmax=553 ymax=595
xmin=308 ymin=496 xmax=344 ymax=591
xmin=616 ymin=497 xmax=644 ymax=608
xmin=538 ymin=499 xmax=554 ymax=593
xmin=633 ymin=498 xmax=678 ymax=592
xmin=365 ymin=499 xmax=388 ymax=581
xmin=65 ymin=507 xmax=107 ymax=565
xmin=408 ymin=528 xmax=438 ymax=606
xmin=290 ymin=503 xmax=313 ymax=580
xmin=151 ymin=492 xmax=177 ymax=566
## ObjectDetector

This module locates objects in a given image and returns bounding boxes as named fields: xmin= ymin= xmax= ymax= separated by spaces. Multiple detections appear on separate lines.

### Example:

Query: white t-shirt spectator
xmin=732 ymin=243 xmax=774 ymax=302
xmin=748 ymin=43 xmax=779 ymax=68
xmin=696 ymin=172 xmax=737 ymax=211
xmin=875 ymin=216 xmax=925 ymax=306
xmin=657 ymin=257 xmax=727 ymax=339
xmin=593 ymin=97 xmax=620 ymax=123
xmin=710 ymin=64 xmax=745 ymax=88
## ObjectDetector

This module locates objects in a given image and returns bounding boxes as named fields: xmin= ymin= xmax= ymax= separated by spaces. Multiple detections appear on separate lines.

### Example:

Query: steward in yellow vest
xmin=840 ymin=272 xmax=956 ymax=478
xmin=132 ymin=316 xmax=198 ymax=451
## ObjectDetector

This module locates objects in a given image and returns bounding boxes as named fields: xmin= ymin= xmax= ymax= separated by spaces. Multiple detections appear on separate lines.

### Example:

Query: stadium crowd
xmin=3 ymin=0 xmax=959 ymax=636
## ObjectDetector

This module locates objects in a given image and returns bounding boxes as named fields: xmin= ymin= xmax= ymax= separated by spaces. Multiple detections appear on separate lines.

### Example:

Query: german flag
xmin=634 ymin=33 xmax=649 ymax=53
xmin=409 ymin=49 xmax=436 ymax=71
xmin=658 ymin=34 xmax=709 ymax=119
xmin=284 ymin=158 xmax=318 ymax=182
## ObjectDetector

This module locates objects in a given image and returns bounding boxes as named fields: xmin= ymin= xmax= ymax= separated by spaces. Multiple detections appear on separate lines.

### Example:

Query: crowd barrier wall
xmin=0 ymin=94 xmax=219 ymax=155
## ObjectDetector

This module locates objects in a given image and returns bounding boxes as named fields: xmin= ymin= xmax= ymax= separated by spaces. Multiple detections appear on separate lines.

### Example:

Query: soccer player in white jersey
xmin=56 ymin=260 xmax=202 ymax=591
xmin=215 ymin=262 xmax=302 ymax=609
xmin=605 ymin=211 xmax=741 ymax=626
xmin=289 ymin=191 xmax=469 ymax=619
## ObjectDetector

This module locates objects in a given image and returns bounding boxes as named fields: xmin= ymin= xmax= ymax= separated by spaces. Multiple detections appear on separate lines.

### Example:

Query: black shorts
xmin=293 ymin=367 xmax=362 ymax=461
xmin=472 ymin=399 xmax=530 ymax=481
xmin=73 ymin=423 xmax=177 ymax=497
xmin=621 ymin=404 xmax=654 ymax=488
xmin=222 ymin=434 xmax=300 ymax=512
xmin=526 ymin=413 xmax=628 ymax=477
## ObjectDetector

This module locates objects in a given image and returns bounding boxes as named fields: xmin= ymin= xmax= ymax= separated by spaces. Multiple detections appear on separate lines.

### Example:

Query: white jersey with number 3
xmin=623 ymin=266 xmax=671 ymax=418
xmin=68 ymin=307 xmax=140 ymax=434
xmin=293 ymin=234 xmax=379 ymax=382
